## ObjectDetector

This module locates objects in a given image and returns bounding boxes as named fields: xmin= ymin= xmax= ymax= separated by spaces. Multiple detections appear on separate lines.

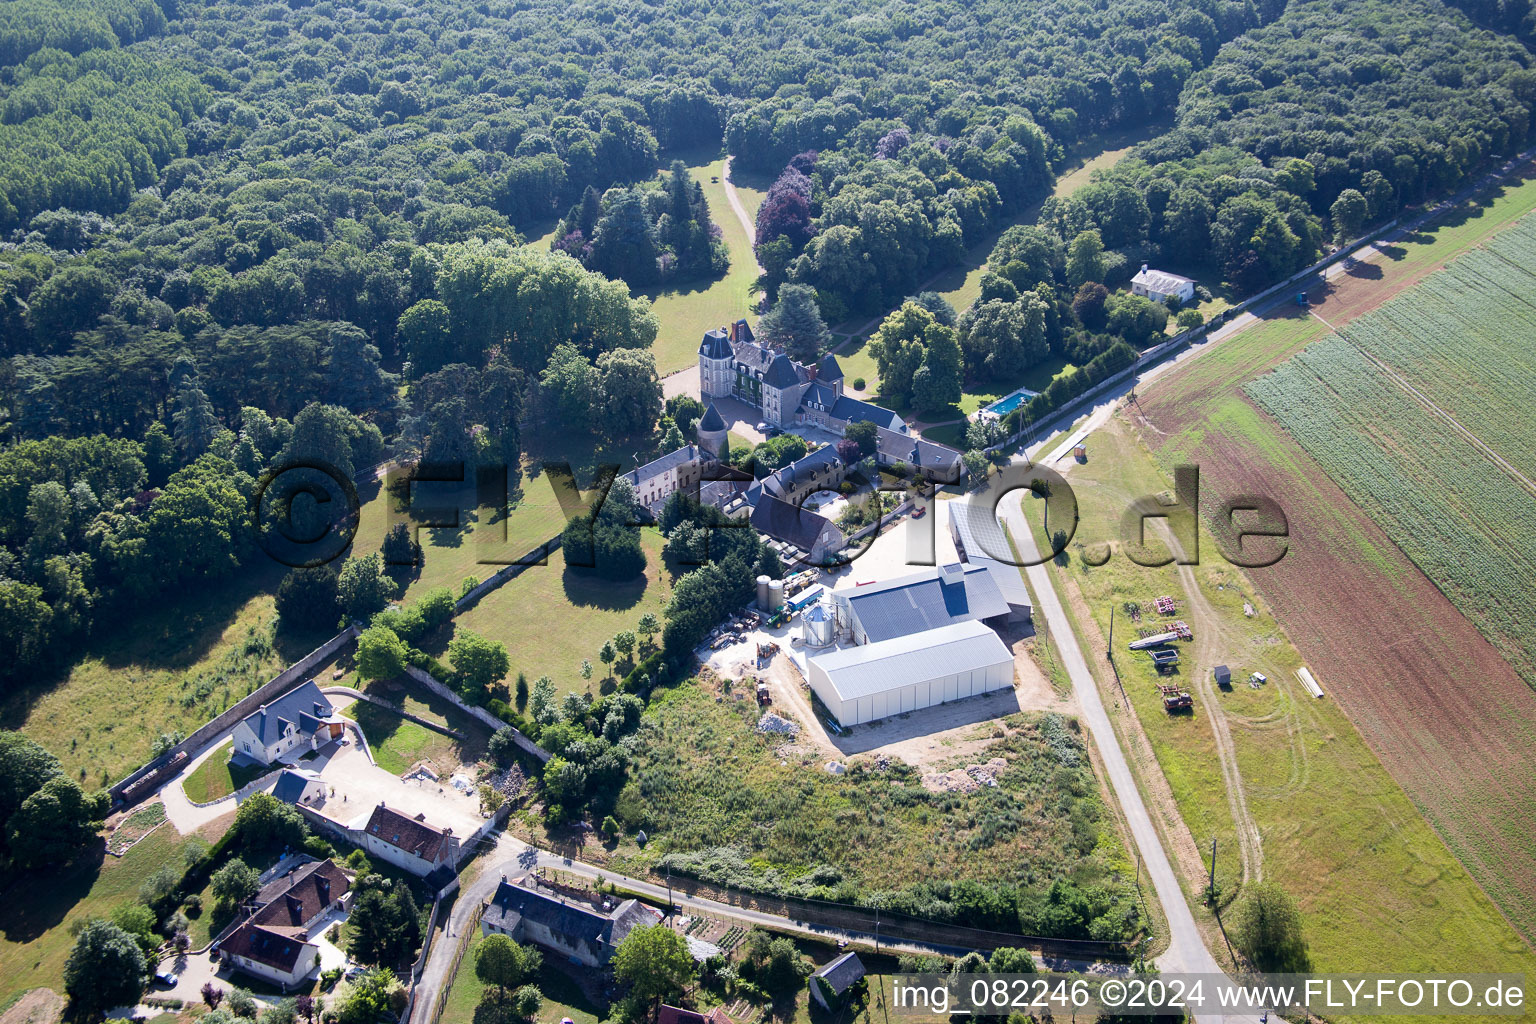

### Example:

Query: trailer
xmin=1129 ymin=631 xmax=1179 ymax=650
xmin=1159 ymin=685 xmax=1193 ymax=712
xmin=1150 ymin=648 xmax=1181 ymax=673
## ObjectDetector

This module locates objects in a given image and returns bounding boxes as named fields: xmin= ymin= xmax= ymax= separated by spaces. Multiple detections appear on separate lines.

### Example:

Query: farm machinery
xmin=1160 ymin=685 xmax=1193 ymax=712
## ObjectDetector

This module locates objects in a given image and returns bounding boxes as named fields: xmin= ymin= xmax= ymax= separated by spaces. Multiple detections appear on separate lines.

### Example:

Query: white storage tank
xmin=805 ymin=600 xmax=835 ymax=647
xmin=768 ymin=579 xmax=785 ymax=611
xmin=757 ymin=575 xmax=772 ymax=610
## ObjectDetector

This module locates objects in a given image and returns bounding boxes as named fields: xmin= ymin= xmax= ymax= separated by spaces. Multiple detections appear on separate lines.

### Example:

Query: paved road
xmin=996 ymin=494 xmax=1257 ymax=1024
xmin=412 ymin=831 xmax=1075 ymax=1023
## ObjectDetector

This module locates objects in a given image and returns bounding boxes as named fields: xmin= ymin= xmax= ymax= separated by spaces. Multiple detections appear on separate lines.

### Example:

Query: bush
xmin=852 ymin=377 xmax=865 ymax=390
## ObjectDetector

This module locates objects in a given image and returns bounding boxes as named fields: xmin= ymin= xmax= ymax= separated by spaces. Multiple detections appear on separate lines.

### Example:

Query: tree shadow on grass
xmin=1 ymin=561 xmax=287 ymax=730
xmin=561 ymin=567 xmax=648 ymax=612
xmin=348 ymin=699 xmax=406 ymax=750
xmin=0 ymin=838 xmax=105 ymax=943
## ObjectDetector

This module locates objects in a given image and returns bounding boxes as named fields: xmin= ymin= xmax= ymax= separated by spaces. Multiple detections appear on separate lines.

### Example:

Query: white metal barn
xmin=806 ymin=619 xmax=1014 ymax=726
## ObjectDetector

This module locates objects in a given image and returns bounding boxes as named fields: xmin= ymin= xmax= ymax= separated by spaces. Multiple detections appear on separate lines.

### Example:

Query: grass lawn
xmin=1019 ymin=416 xmax=1536 ymax=990
xmin=181 ymin=741 xmax=268 ymax=804
xmin=452 ymin=529 xmax=671 ymax=696
xmin=0 ymin=564 xmax=332 ymax=788
xmin=0 ymin=822 xmax=218 ymax=1006
xmin=641 ymin=150 xmax=763 ymax=376
xmin=337 ymin=696 xmax=489 ymax=776
xmin=441 ymin=931 xmax=604 ymax=1024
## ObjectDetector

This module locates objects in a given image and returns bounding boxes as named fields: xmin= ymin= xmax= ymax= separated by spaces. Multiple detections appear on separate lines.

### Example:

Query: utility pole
xmin=1207 ymin=838 xmax=1218 ymax=904
xmin=1107 ymin=604 xmax=1115 ymax=659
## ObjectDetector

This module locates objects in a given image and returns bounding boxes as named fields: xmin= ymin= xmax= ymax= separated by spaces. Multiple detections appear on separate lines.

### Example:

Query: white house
xmin=360 ymin=802 xmax=460 ymax=877
xmin=1129 ymin=265 xmax=1197 ymax=305
xmin=230 ymin=680 xmax=345 ymax=766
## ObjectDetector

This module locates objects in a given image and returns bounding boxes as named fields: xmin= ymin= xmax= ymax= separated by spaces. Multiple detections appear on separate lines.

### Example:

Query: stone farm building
xmin=361 ymin=802 xmax=461 ymax=878
xmin=481 ymin=877 xmax=662 ymax=968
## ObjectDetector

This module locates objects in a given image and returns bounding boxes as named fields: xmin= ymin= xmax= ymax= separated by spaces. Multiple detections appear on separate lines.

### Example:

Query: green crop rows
xmin=1333 ymin=217 xmax=1536 ymax=481
xmin=1246 ymin=329 xmax=1536 ymax=687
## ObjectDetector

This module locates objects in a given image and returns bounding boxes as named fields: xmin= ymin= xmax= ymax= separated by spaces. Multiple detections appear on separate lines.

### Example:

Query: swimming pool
xmin=985 ymin=386 xmax=1038 ymax=416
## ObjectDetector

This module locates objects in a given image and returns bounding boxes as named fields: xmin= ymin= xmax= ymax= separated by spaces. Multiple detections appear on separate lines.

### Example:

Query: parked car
xmin=154 ymin=970 xmax=179 ymax=987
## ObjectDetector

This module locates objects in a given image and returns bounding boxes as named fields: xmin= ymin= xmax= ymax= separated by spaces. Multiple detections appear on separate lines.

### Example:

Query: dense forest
xmin=3 ymin=0 xmax=1535 ymax=683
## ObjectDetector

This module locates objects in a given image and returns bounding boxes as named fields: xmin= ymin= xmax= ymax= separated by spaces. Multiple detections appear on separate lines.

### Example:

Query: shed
xmin=806 ymin=619 xmax=1014 ymax=727
xmin=1214 ymin=665 xmax=1232 ymax=687
xmin=810 ymin=952 xmax=867 ymax=1010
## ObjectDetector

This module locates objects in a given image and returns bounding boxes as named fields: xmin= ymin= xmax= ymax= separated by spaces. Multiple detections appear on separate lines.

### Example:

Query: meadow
xmin=0 ymin=818 xmax=216 ymax=1007
xmin=0 ymin=564 xmax=327 ymax=786
xmin=450 ymin=529 xmax=671 ymax=697
xmin=602 ymin=679 xmax=1143 ymax=936
xmin=439 ymin=931 xmax=603 ymax=1024
xmin=1019 ymin=417 xmax=1536 ymax=991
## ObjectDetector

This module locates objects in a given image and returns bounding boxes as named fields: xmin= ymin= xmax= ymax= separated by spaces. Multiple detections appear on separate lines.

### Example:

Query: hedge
xmin=1004 ymin=341 xmax=1137 ymax=436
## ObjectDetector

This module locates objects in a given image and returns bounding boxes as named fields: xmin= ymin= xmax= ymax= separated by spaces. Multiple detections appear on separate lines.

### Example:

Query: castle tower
xmin=698 ymin=326 xmax=733 ymax=399
xmin=697 ymin=401 xmax=728 ymax=460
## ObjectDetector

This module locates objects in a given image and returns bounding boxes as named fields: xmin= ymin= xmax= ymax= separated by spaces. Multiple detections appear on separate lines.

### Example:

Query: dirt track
xmin=1135 ymin=225 xmax=1536 ymax=943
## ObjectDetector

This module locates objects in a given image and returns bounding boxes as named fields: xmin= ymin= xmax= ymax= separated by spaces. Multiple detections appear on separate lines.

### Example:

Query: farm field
xmin=1246 ymin=336 xmax=1536 ymax=684
xmin=596 ymin=679 xmax=1144 ymax=937
xmin=450 ymin=529 xmax=671 ymax=697
xmin=1132 ymin=174 xmax=1536 ymax=943
xmin=1334 ymin=231 xmax=1536 ymax=481
xmin=1019 ymin=416 xmax=1536 ymax=991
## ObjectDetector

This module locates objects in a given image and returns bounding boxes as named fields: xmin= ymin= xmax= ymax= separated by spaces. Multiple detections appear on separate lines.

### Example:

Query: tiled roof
xmin=222 ymin=923 xmax=313 ymax=973
xmin=271 ymin=768 xmax=321 ymax=805
xmin=874 ymin=426 xmax=960 ymax=469
xmin=698 ymin=402 xmax=726 ymax=432
xmin=764 ymin=353 xmax=803 ymax=389
xmin=829 ymin=396 xmax=904 ymax=431
xmin=365 ymin=804 xmax=453 ymax=862
xmin=625 ymin=445 xmax=700 ymax=487
xmin=799 ymin=380 xmax=838 ymax=411
xmin=240 ymin=680 xmax=334 ymax=746
xmin=251 ymin=859 xmax=350 ymax=931
xmin=1130 ymin=266 xmax=1196 ymax=294
xmin=483 ymin=881 xmax=661 ymax=950
xmin=699 ymin=329 xmax=733 ymax=360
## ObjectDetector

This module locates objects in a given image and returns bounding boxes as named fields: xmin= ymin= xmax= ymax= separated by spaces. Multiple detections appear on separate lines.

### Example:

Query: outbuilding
xmin=806 ymin=619 xmax=1014 ymax=727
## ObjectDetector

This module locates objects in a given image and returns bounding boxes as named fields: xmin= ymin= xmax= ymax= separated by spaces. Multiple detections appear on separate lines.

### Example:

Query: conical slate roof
xmin=698 ymin=401 xmax=726 ymax=432
xmin=817 ymin=353 xmax=844 ymax=381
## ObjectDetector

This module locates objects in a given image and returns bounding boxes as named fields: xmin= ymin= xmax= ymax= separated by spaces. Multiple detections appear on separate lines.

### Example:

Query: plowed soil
xmin=1132 ymin=205 xmax=1536 ymax=943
